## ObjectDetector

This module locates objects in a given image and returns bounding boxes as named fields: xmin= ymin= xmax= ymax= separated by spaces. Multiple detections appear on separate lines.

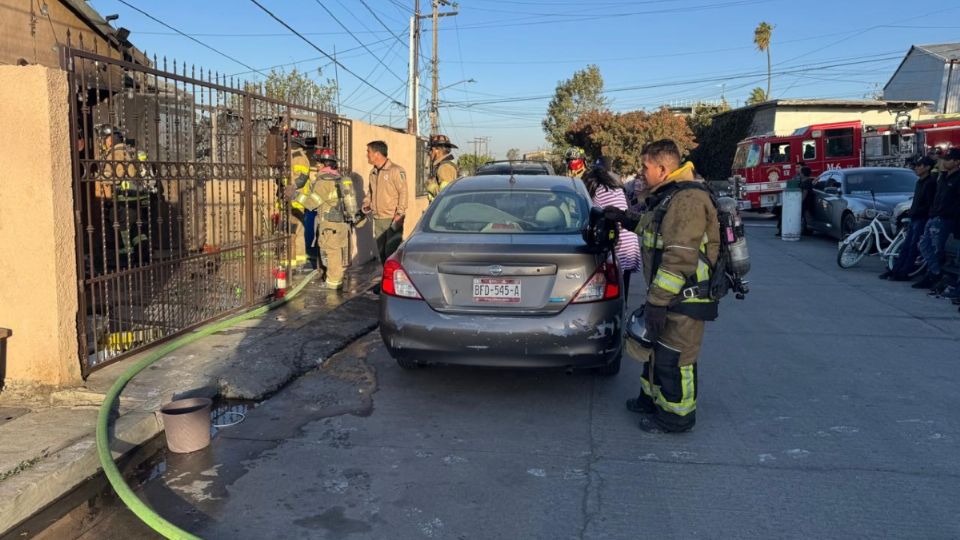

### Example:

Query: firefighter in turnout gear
xmin=97 ymin=125 xmax=150 ymax=264
xmin=286 ymin=148 xmax=351 ymax=290
xmin=425 ymin=134 xmax=459 ymax=203
xmin=288 ymin=132 xmax=316 ymax=271
xmin=604 ymin=140 xmax=720 ymax=433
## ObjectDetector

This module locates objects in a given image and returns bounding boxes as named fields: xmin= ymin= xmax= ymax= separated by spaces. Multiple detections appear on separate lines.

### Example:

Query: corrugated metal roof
xmin=916 ymin=43 xmax=960 ymax=62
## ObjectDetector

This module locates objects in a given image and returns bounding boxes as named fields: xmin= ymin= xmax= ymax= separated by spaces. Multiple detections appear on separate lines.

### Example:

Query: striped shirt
xmin=593 ymin=185 xmax=641 ymax=272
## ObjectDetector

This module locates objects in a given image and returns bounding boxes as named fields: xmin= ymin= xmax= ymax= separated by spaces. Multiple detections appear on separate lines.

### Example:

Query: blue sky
xmin=89 ymin=0 xmax=960 ymax=158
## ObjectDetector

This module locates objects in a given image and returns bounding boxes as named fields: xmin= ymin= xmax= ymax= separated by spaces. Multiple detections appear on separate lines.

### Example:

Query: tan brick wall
xmin=0 ymin=66 xmax=82 ymax=388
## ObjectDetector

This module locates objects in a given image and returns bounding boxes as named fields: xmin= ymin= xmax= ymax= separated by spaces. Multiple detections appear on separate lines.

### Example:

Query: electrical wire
xmin=114 ymin=0 xmax=269 ymax=77
xmin=358 ymin=0 xmax=408 ymax=47
xmin=248 ymin=0 xmax=404 ymax=106
xmin=312 ymin=0 xmax=405 ymax=84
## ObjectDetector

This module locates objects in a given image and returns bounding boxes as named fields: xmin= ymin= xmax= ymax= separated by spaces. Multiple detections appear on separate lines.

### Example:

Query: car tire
xmin=594 ymin=353 xmax=621 ymax=376
xmin=395 ymin=357 xmax=423 ymax=370
xmin=841 ymin=212 xmax=858 ymax=238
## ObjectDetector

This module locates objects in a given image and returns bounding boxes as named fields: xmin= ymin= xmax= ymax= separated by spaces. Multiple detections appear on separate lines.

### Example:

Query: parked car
xmin=805 ymin=167 xmax=917 ymax=239
xmin=475 ymin=160 xmax=555 ymax=176
xmin=379 ymin=174 xmax=623 ymax=375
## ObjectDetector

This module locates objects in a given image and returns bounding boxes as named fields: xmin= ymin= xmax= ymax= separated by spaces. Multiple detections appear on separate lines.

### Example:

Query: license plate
xmin=761 ymin=193 xmax=781 ymax=207
xmin=473 ymin=278 xmax=521 ymax=303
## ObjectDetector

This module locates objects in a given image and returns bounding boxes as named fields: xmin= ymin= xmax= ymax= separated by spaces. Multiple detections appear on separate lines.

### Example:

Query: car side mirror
xmin=824 ymin=187 xmax=840 ymax=195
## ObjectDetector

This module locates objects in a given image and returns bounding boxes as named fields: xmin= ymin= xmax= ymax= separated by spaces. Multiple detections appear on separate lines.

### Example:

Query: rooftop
xmin=915 ymin=43 xmax=960 ymax=62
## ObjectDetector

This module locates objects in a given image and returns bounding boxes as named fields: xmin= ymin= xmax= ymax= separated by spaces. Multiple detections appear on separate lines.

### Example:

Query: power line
xmin=248 ymin=0 xmax=404 ymax=107
xmin=114 ymin=0 xmax=269 ymax=77
xmin=358 ymin=0 xmax=408 ymax=47
xmin=226 ymin=35 xmax=397 ymax=77
xmin=311 ymin=0 xmax=405 ymax=84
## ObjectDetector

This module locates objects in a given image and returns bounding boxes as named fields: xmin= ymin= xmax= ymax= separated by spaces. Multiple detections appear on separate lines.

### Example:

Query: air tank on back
xmin=716 ymin=196 xmax=751 ymax=277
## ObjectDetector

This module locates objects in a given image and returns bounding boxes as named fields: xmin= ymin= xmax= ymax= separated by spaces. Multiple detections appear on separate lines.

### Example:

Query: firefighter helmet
xmin=564 ymin=147 xmax=585 ymax=161
xmin=314 ymin=148 xmax=338 ymax=166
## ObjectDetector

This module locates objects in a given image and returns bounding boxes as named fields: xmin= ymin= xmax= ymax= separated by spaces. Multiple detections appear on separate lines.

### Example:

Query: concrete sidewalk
xmin=0 ymin=271 xmax=381 ymax=535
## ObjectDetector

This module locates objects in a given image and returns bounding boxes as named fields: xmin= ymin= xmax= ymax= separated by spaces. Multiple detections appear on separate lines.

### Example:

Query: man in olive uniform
xmin=287 ymin=148 xmax=351 ymax=290
xmin=362 ymin=140 xmax=408 ymax=263
xmin=605 ymin=139 xmax=720 ymax=433
xmin=425 ymin=134 xmax=459 ymax=203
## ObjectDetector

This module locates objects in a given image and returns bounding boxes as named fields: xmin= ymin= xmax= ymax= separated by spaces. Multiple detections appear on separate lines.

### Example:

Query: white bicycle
xmin=836 ymin=213 xmax=926 ymax=277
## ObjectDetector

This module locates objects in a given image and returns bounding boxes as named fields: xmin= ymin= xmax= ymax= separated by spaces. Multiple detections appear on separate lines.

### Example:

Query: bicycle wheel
xmin=837 ymin=230 xmax=873 ymax=268
xmin=909 ymin=257 xmax=927 ymax=278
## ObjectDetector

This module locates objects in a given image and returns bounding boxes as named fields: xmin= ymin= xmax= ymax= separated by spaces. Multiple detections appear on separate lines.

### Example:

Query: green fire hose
xmin=95 ymin=271 xmax=318 ymax=540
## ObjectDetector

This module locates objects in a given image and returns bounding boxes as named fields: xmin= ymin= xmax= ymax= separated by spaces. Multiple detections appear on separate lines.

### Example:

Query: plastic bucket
xmin=160 ymin=397 xmax=212 ymax=453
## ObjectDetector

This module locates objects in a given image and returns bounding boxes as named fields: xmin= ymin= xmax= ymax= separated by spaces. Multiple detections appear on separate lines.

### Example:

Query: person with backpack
xmin=603 ymin=140 xmax=721 ymax=433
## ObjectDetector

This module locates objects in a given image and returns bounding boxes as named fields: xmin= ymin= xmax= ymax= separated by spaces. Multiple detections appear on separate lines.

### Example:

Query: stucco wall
xmin=0 ymin=66 xmax=82 ymax=388
xmin=348 ymin=121 xmax=427 ymax=264
xmin=749 ymin=106 xmax=927 ymax=136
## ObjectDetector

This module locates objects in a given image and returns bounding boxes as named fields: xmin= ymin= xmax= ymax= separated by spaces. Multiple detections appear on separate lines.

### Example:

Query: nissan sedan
xmin=379 ymin=174 xmax=623 ymax=375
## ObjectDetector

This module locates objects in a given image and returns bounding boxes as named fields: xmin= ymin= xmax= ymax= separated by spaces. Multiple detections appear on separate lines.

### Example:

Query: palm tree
xmin=754 ymin=22 xmax=774 ymax=100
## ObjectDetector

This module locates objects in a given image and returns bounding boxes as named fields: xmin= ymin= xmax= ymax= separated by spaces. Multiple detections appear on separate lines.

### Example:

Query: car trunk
xmin=401 ymin=232 xmax=600 ymax=315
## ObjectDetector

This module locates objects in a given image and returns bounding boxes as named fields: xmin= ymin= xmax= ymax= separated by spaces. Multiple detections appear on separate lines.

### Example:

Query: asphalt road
xmin=73 ymin=217 xmax=960 ymax=540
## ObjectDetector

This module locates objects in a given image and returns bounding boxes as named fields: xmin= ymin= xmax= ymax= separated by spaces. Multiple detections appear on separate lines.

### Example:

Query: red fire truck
xmin=730 ymin=116 xmax=960 ymax=211
xmin=730 ymin=121 xmax=862 ymax=211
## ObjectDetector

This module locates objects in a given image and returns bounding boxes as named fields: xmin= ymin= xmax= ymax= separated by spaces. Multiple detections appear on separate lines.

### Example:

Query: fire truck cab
xmin=731 ymin=121 xmax=862 ymax=210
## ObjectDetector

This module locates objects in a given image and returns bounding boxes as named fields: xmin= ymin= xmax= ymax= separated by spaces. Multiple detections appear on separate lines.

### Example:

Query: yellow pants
xmin=318 ymin=221 xmax=349 ymax=285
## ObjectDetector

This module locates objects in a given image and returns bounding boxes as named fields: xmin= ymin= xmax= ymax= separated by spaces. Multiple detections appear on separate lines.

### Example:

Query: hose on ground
xmin=95 ymin=271 xmax=318 ymax=540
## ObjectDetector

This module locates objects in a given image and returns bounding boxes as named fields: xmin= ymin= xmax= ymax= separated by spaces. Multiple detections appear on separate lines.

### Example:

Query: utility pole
xmin=407 ymin=0 xmax=420 ymax=135
xmin=422 ymin=0 xmax=457 ymax=136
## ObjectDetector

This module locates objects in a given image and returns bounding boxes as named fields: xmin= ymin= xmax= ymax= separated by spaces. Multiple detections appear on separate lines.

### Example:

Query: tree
xmin=746 ymin=87 xmax=768 ymax=106
xmin=506 ymin=148 xmax=520 ymax=161
xmin=457 ymin=153 xmax=493 ymax=175
xmin=565 ymin=107 xmax=696 ymax=174
xmin=753 ymin=22 xmax=774 ymax=100
xmin=542 ymin=65 xmax=608 ymax=151
xmin=260 ymin=67 xmax=338 ymax=110
xmin=689 ymin=100 xmax=731 ymax=138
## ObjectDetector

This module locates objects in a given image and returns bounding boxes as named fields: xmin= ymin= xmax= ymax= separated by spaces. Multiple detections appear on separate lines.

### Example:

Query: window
xmin=802 ymin=140 xmax=816 ymax=160
xmin=844 ymin=170 xmax=917 ymax=194
xmin=765 ymin=142 xmax=791 ymax=163
xmin=425 ymin=190 xmax=588 ymax=234
xmin=825 ymin=128 xmax=855 ymax=158
xmin=733 ymin=143 xmax=761 ymax=169
xmin=815 ymin=173 xmax=839 ymax=191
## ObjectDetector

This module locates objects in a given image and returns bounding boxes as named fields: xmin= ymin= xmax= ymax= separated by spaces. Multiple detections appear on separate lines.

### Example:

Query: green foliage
xmin=458 ymin=153 xmax=493 ymax=175
xmin=689 ymin=100 xmax=732 ymax=137
xmin=565 ymin=107 xmax=697 ymax=174
xmin=542 ymin=65 xmax=608 ymax=152
xmin=746 ymin=87 xmax=768 ymax=106
xmin=506 ymin=148 xmax=521 ymax=161
xmin=688 ymin=107 xmax=757 ymax=181
xmin=258 ymin=68 xmax=338 ymax=110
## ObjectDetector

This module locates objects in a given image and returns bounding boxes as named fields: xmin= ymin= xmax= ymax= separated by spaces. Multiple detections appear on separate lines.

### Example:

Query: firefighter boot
xmin=626 ymin=393 xmax=656 ymax=414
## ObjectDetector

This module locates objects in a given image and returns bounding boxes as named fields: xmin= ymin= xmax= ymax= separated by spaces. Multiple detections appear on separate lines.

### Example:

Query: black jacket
xmin=929 ymin=168 xmax=960 ymax=221
xmin=909 ymin=173 xmax=938 ymax=220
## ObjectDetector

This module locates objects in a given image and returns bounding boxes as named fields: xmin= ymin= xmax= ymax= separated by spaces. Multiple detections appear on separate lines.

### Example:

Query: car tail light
xmin=572 ymin=259 xmax=620 ymax=303
xmin=381 ymin=258 xmax=423 ymax=299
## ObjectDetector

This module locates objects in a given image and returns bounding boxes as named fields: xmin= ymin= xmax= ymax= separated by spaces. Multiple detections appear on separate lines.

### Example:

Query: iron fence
xmin=62 ymin=35 xmax=351 ymax=376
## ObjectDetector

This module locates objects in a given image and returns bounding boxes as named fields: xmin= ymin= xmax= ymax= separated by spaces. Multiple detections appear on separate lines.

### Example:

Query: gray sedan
xmin=805 ymin=167 xmax=917 ymax=239
xmin=379 ymin=175 xmax=623 ymax=375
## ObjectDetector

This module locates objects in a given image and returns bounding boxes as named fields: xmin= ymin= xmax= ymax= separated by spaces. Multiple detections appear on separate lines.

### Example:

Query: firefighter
xmin=286 ymin=148 xmax=351 ymax=290
xmin=98 ymin=125 xmax=149 ymax=264
xmin=288 ymin=131 xmax=317 ymax=271
xmin=425 ymin=134 xmax=459 ymax=203
xmin=604 ymin=139 xmax=720 ymax=433
xmin=564 ymin=147 xmax=587 ymax=180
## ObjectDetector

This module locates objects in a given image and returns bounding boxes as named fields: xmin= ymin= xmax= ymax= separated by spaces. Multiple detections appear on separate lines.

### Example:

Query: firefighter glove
xmin=643 ymin=302 xmax=668 ymax=341
xmin=602 ymin=206 xmax=641 ymax=231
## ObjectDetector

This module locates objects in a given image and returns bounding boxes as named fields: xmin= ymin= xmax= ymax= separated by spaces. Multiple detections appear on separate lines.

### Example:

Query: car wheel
xmin=396 ymin=357 xmax=423 ymax=370
xmin=594 ymin=353 xmax=621 ymax=376
xmin=841 ymin=212 xmax=858 ymax=238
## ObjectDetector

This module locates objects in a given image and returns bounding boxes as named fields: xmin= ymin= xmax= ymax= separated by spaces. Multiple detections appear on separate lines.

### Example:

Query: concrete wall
xmin=884 ymin=50 xmax=950 ymax=113
xmin=0 ymin=0 xmax=111 ymax=68
xmin=749 ymin=106 xmax=928 ymax=136
xmin=348 ymin=121 xmax=427 ymax=264
xmin=0 ymin=66 xmax=82 ymax=388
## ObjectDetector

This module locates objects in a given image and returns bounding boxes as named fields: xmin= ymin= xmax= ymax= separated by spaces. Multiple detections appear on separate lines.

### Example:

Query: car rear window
xmin=426 ymin=190 xmax=587 ymax=233
xmin=845 ymin=170 xmax=917 ymax=194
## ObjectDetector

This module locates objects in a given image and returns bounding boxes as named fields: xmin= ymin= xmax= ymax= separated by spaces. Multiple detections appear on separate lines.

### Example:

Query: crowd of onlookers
xmin=879 ymin=147 xmax=960 ymax=313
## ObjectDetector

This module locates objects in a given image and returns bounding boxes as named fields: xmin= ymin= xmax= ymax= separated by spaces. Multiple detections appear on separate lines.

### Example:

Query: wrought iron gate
xmin=63 ymin=36 xmax=351 ymax=376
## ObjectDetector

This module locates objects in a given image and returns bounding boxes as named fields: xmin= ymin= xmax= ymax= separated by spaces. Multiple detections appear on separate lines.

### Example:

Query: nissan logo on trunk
xmin=488 ymin=265 xmax=504 ymax=276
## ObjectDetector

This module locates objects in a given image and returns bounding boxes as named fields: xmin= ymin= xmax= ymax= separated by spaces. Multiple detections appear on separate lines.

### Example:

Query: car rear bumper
xmin=379 ymin=296 xmax=623 ymax=368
